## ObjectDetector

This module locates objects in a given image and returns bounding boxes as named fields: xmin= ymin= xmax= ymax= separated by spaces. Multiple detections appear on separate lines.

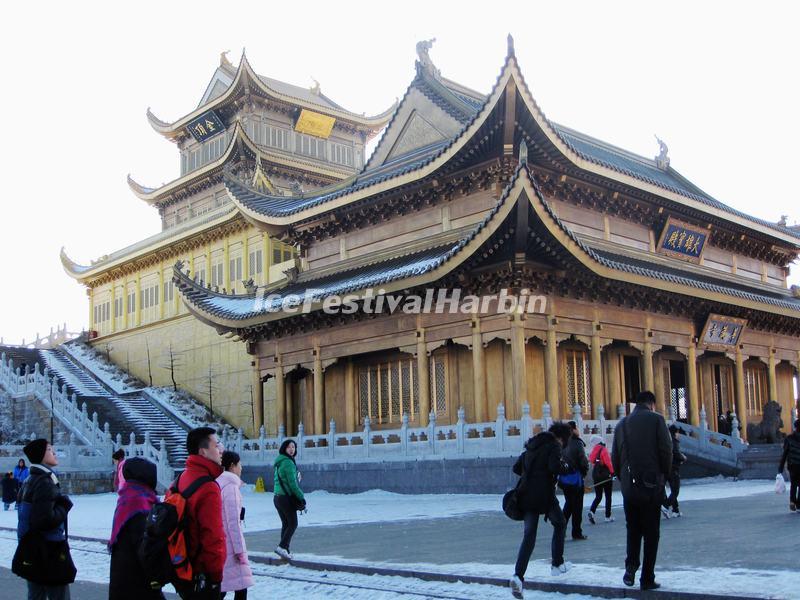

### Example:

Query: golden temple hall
xmin=62 ymin=40 xmax=800 ymax=439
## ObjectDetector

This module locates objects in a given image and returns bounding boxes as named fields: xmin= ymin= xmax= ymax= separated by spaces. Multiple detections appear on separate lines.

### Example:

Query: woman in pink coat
xmin=218 ymin=451 xmax=254 ymax=599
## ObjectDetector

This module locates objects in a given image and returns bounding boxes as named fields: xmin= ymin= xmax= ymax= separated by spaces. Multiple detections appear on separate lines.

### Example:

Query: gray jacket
xmin=611 ymin=405 xmax=672 ymax=495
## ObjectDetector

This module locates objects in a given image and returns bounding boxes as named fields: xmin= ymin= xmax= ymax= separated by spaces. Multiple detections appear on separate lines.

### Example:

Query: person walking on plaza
xmin=587 ymin=435 xmax=615 ymax=524
xmin=661 ymin=425 xmax=686 ymax=518
xmin=612 ymin=391 xmax=672 ymax=592
xmin=2 ymin=471 xmax=18 ymax=510
xmin=108 ymin=457 xmax=165 ymax=600
xmin=560 ymin=421 xmax=589 ymax=540
xmin=112 ymin=449 xmax=126 ymax=493
xmin=273 ymin=439 xmax=305 ymax=561
xmin=14 ymin=458 xmax=30 ymax=484
xmin=509 ymin=422 xmax=573 ymax=600
xmin=13 ymin=438 xmax=75 ymax=600
xmin=779 ymin=419 xmax=800 ymax=512
xmin=173 ymin=427 xmax=226 ymax=600
xmin=217 ymin=451 xmax=253 ymax=600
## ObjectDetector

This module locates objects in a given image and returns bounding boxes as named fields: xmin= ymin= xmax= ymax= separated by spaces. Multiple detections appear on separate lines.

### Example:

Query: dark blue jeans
xmin=514 ymin=499 xmax=566 ymax=579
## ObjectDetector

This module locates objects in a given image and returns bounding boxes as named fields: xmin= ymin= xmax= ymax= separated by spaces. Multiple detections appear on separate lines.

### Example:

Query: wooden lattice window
xmin=744 ymin=365 xmax=768 ymax=415
xmin=358 ymin=357 xmax=420 ymax=425
xmin=565 ymin=349 xmax=591 ymax=416
xmin=430 ymin=356 xmax=447 ymax=416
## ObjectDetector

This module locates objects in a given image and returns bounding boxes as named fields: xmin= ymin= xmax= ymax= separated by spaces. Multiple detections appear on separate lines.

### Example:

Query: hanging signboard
xmin=294 ymin=109 xmax=336 ymax=139
xmin=699 ymin=314 xmax=747 ymax=350
xmin=186 ymin=110 xmax=225 ymax=143
xmin=656 ymin=217 xmax=709 ymax=264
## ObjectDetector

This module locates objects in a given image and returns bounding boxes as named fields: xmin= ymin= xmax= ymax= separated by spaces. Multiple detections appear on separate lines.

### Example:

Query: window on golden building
xmin=565 ymin=349 xmax=591 ymax=416
xmin=248 ymin=249 xmax=263 ymax=280
xmin=744 ymin=365 xmax=768 ymax=415
xmin=358 ymin=356 xmax=447 ymax=425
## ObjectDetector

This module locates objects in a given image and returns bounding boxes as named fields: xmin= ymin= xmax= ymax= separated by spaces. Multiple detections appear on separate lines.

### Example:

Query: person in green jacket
xmin=273 ymin=439 xmax=304 ymax=561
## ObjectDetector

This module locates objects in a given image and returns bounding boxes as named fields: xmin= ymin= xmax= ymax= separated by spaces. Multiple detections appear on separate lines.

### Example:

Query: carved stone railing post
xmin=428 ymin=410 xmax=436 ymax=454
xmin=237 ymin=427 xmax=244 ymax=454
xmin=596 ymin=403 xmax=606 ymax=435
xmin=277 ymin=424 xmax=285 ymax=447
xmin=699 ymin=406 xmax=708 ymax=448
xmin=496 ymin=404 xmax=506 ymax=452
xmin=617 ymin=404 xmax=626 ymax=420
xmin=328 ymin=419 xmax=336 ymax=459
xmin=521 ymin=403 xmax=533 ymax=445
xmin=456 ymin=407 xmax=466 ymax=454
xmin=296 ymin=422 xmax=305 ymax=459
xmin=401 ymin=413 xmax=409 ymax=456
xmin=542 ymin=402 xmax=552 ymax=430
xmin=259 ymin=426 xmax=266 ymax=461
xmin=572 ymin=403 xmax=582 ymax=429
xmin=363 ymin=417 xmax=371 ymax=458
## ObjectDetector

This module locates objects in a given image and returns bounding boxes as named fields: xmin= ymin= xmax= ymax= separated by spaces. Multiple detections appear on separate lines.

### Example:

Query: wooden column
xmin=313 ymin=348 xmax=325 ymax=434
xmin=608 ymin=351 xmax=622 ymax=414
xmin=275 ymin=358 xmax=286 ymax=433
xmin=417 ymin=329 xmax=431 ymax=425
xmin=110 ymin=283 xmax=116 ymax=332
xmin=471 ymin=318 xmax=487 ymax=423
xmin=122 ymin=275 xmax=128 ymax=329
xmin=510 ymin=314 xmax=528 ymax=418
xmin=345 ymin=359 xmax=357 ymax=432
xmin=653 ymin=353 xmax=666 ymax=417
xmin=158 ymin=262 xmax=165 ymax=320
xmin=134 ymin=274 xmax=141 ymax=327
xmin=262 ymin=234 xmax=270 ymax=284
xmin=251 ymin=362 xmax=263 ymax=433
xmin=88 ymin=288 xmax=95 ymax=332
xmin=768 ymin=348 xmax=778 ymax=403
xmin=223 ymin=237 xmax=230 ymax=291
xmin=545 ymin=318 xmax=559 ymax=419
xmin=242 ymin=231 xmax=250 ymax=281
xmin=687 ymin=343 xmax=700 ymax=426
xmin=643 ymin=337 xmax=654 ymax=393
xmin=590 ymin=326 xmax=603 ymax=417
xmin=734 ymin=346 xmax=748 ymax=438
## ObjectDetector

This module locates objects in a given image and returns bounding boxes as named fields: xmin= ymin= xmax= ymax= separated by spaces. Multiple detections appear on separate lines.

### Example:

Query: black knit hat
xmin=23 ymin=438 xmax=48 ymax=464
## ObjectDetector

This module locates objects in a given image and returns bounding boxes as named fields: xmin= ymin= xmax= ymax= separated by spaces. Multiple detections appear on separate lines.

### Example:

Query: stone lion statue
xmin=746 ymin=400 xmax=785 ymax=444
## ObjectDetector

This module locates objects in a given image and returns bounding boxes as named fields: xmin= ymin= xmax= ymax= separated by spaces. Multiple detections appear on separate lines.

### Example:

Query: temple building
xmin=61 ymin=52 xmax=394 ymax=433
xmin=65 ymin=41 xmax=800 ymax=441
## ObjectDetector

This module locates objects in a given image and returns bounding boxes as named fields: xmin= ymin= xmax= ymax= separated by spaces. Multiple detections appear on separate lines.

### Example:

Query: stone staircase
xmin=736 ymin=444 xmax=784 ymax=480
xmin=13 ymin=346 xmax=189 ymax=468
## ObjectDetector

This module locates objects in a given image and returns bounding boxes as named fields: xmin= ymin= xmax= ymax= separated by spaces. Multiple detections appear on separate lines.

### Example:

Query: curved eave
xmin=133 ymin=122 xmax=353 ymax=206
xmin=520 ymin=170 xmax=800 ymax=320
xmin=60 ymin=207 xmax=241 ymax=282
xmin=60 ymin=247 xmax=93 ymax=281
xmin=176 ymin=167 xmax=528 ymax=331
xmin=505 ymin=59 xmax=800 ymax=248
xmin=227 ymin=54 xmax=516 ymax=229
xmin=148 ymin=54 xmax=395 ymax=140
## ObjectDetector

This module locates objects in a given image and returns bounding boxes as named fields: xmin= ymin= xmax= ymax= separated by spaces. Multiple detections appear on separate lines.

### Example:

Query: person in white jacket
xmin=217 ymin=451 xmax=254 ymax=599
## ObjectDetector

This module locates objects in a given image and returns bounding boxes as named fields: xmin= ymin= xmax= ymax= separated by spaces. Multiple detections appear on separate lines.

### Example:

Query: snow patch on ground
xmin=0 ymin=478 xmax=774 ymax=541
xmin=62 ymin=342 xmax=140 ymax=394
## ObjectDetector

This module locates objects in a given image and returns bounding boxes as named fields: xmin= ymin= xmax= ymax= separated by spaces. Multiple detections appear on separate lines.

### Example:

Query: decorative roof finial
xmin=518 ymin=140 xmax=528 ymax=166
xmin=777 ymin=214 xmax=788 ymax=227
xmin=220 ymin=50 xmax=234 ymax=70
xmin=310 ymin=77 xmax=321 ymax=95
xmin=507 ymin=34 xmax=515 ymax=57
xmin=654 ymin=135 xmax=670 ymax=170
xmin=415 ymin=38 xmax=440 ymax=78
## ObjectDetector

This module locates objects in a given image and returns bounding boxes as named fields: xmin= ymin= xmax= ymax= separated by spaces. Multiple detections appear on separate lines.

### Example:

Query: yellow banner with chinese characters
xmin=294 ymin=109 xmax=336 ymax=139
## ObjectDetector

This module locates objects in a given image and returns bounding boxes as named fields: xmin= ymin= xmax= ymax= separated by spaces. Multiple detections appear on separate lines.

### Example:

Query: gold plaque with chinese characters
xmin=656 ymin=217 xmax=710 ymax=264
xmin=294 ymin=110 xmax=336 ymax=139
xmin=699 ymin=314 xmax=747 ymax=350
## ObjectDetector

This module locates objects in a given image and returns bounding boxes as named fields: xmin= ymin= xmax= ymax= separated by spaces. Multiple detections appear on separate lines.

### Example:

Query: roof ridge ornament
xmin=220 ymin=50 xmax=234 ymax=70
xmin=310 ymin=77 xmax=321 ymax=96
xmin=654 ymin=134 xmax=670 ymax=170
xmin=415 ymin=38 xmax=441 ymax=79
xmin=518 ymin=139 xmax=528 ymax=165
xmin=507 ymin=34 xmax=515 ymax=58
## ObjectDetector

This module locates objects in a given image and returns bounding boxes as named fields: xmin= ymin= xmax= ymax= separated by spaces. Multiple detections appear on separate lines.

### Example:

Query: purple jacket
xmin=216 ymin=470 xmax=253 ymax=592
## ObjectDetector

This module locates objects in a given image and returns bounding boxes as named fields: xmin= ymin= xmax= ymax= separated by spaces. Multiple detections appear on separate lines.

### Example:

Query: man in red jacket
xmin=174 ymin=427 xmax=226 ymax=600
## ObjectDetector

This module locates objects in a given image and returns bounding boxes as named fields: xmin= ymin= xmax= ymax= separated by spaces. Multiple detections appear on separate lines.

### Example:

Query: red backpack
xmin=139 ymin=474 xmax=214 ymax=587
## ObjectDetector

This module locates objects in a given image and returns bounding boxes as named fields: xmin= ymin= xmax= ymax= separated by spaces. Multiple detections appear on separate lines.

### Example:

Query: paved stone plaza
xmin=245 ymin=486 xmax=791 ymax=572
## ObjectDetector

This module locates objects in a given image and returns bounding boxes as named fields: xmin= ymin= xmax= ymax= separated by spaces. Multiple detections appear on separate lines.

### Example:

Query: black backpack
xmin=592 ymin=447 xmax=611 ymax=483
xmin=138 ymin=474 xmax=214 ymax=588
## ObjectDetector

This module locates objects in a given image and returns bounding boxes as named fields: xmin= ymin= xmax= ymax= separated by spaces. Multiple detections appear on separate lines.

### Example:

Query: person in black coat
xmin=661 ymin=425 xmax=686 ymax=517
xmin=612 ymin=391 xmax=672 ymax=592
xmin=14 ymin=438 xmax=74 ymax=600
xmin=509 ymin=422 xmax=573 ymax=599
xmin=560 ymin=421 xmax=589 ymax=540
xmin=779 ymin=419 xmax=800 ymax=512
xmin=2 ymin=472 xmax=17 ymax=510
xmin=108 ymin=457 xmax=165 ymax=600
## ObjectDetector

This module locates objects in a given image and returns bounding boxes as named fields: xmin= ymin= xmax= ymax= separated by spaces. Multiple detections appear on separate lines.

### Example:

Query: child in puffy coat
xmin=217 ymin=451 xmax=253 ymax=599
xmin=587 ymin=435 xmax=615 ymax=524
